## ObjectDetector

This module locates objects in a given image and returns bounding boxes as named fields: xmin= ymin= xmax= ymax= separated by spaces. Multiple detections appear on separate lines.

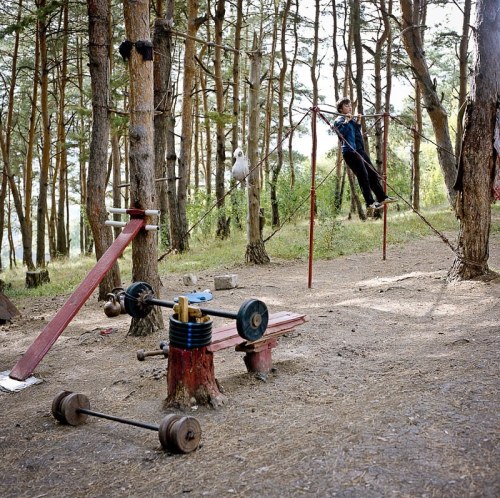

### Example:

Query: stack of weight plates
xmin=169 ymin=314 xmax=213 ymax=349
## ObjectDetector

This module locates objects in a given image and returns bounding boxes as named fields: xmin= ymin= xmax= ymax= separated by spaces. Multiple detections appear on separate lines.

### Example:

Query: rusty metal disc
xmin=158 ymin=414 xmax=182 ymax=450
xmin=60 ymin=392 xmax=91 ymax=426
xmin=124 ymin=281 xmax=154 ymax=319
xmin=168 ymin=416 xmax=202 ymax=454
xmin=51 ymin=390 xmax=73 ymax=423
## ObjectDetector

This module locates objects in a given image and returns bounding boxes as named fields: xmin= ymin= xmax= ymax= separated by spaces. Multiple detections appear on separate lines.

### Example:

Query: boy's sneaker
xmin=368 ymin=201 xmax=384 ymax=210
xmin=382 ymin=196 xmax=397 ymax=204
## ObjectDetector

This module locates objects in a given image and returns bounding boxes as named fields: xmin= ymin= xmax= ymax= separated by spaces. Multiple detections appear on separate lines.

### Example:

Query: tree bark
xmin=400 ymin=0 xmax=458 ymax=206
xmin=36 ymin=0 xmax=50 ymax=269
xmin=448 ymin=0 xmax=499 ymax=281
xmin=56 ymin=0 xmax=69 ymax=257
xmin=229 ymin=0 xmax=244 ymax=230
xmin=123 ymin=0 xmax=164 ymax=335
xmin=153 ymin=2 xmax=174 ymax=250
xmin=411 ymin=81 xmax=422 ymax=210
xmin=270 ymin=0 xmax=293 ymax=228
xmin=455 ymin=0 xmax=472 ymax=160
xmin=262 ymin=5 xmax=278 ymax=196
xmin=166 ymin=345 xmax=226 ymax=408
xmin=214 ymin=0 xmax=229 ymax=239
xmin=176 ymin=0 xmax=204 ymax=252
xmin=288 ymin=0 xmax=299 ymax=188
xmin=245 ymin=34 xmax=269 ymax=265
xmin=87 ymin=0 xmax=122 ymax=300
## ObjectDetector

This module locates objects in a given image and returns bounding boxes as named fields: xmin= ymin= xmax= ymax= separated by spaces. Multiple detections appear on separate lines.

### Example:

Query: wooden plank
xmin=9 ymin=218 xmax=145 ymax=381
xmin=207 ymin=312 xmax=307 ymax=353
xmin=209 ymin=310 xmax=292 ymax=343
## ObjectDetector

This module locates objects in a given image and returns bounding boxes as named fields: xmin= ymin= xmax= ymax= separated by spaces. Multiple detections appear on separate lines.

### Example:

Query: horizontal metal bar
xmin=78 ymin=408 xmax=158 ymax=431
xmin=105 ymin=220 xmax=158 ymax=231
xmin=105 ymin=221 xmax=126 ymax=227
xmin=146 ymin=296 xmax=238 ymax=320
xmin=108 ymin=208 xmax=160 ymax=216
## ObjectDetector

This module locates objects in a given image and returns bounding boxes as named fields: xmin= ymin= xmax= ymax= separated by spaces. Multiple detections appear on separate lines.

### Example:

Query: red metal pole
xmin=9 ymin=217 xmax=145 ymax=381
xmin=308 ymin=107 xmax=318 ymax=289
xmin=382 ymin=112 xmax=389 ymax=260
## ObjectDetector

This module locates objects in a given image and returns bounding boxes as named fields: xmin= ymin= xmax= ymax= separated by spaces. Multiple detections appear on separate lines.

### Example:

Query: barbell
xmin=51 ymin=391 xmax=201 ymax=454
xmin=124 ymin=281 xmax=269 ymax=342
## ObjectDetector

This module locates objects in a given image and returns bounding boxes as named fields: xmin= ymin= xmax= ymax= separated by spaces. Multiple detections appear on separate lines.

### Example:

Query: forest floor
xmin=0 ymin=230 xmax=499 ymax=497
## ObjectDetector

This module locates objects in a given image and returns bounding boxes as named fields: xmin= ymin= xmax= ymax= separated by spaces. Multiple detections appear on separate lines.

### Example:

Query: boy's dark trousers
xmin=342 ymin=149 xmax=386 ymax=206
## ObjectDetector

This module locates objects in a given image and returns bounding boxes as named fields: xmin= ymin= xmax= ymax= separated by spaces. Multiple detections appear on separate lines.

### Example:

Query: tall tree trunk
xmin=330 ymin=0 xmax=342 ymax=209
xmin=455 ymin=0 xmax=472 ymax=160
xmin=369 ymin=0 xmax=390 ymax=172
xmin=384 ymin=0 xmax=393 ymax=112
xmin=123 ymin=0 xmax=164 ymax=335
xmin=230 ymin=0 xmax=243 ymax=159
xmin=214 ymin=0 xmax=229 ymax=238
xmin=288 ymin=0 xmax=299 ymax=188
xmin=56 ymin=0 xmax=69 ymax=257
xmin=343 ymin=1 xmax=364 ymax=219
xmin=270 ymin=0 xmax=293 ymax=228
xmin=86 ymin=0 xmax=121 ymax=299
xmin=153 ymin=0 xmax=174 ymax=250
xmin=163 ymin=2 xmax=179 ymax=251
xmin=176 ymin=0 xmax=204 ymax=252
xmin=76 ymin=36 xmax=92 ymax=255
xmin=410 ymin=0 xmax=425 ymax=211
xmin=200 ymin=48 xmax=212 ymax=196
xmin=0 ymin=0 xmax=35 ymax=271
xmin=36 ymin=0 xmax=51 ymax=269
xmin=245 ymin=34 xmax=269 ymax=265
xmin=400 ymin=0 xmax=458 ymax=206
xmin=411 ymin=81 xmax=422 ymax=210
xmin=49 ymin=158 xmax=58 ymax=259
xmin=109 ymin=2 xmax=123 ymax=242
xmin=448 ymin=0 xmax=499 ymax=281
xmin=351 ymin=0 xmax=364 ymax=118
xmin=262 ymin=5 xmax=278 ymax=192
xmin=0 ymin=174 xmax=6 ymax=270
xmin=229 ymin=0 xmax=243 ymax=230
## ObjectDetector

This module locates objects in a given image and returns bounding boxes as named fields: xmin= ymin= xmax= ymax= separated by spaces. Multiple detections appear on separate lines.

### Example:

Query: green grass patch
xmin=2 ymin=204 xmax=499 ymax=300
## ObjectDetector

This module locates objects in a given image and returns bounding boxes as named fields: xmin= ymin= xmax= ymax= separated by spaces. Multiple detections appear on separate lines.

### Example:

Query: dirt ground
xmin=0 ymin=232 xmax=499 ymax=498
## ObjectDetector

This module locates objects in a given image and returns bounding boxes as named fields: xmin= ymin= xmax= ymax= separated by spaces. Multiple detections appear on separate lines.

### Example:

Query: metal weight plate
xmin=236 ymin=299 xmax=269 ymax=341
xmin=168 ymin=416 xmax=202 ymax=454
xmin=51 ymin=390 xmax=74 ymax=423
xmin=124 ymin=281 xmax=154 ymax=319
xmin=60 ymin=392 xmax=91 ymax=426
xmin=158 ymin=414 xmax=182 ymax=450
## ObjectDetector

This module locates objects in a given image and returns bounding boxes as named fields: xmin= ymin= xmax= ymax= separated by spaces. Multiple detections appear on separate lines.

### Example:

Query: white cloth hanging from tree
xmin=232 ymin=147 xmax=249 ymax=182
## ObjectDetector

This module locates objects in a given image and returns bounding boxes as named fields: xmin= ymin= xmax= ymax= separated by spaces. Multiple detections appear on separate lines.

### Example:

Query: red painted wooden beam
xmin=9 ymin=217 xmax=145 ymax=381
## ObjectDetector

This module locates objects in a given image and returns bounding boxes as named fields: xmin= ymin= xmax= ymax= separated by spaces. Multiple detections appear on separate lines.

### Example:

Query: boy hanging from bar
xmin=333 ymin=97 xmax=396 ymax=211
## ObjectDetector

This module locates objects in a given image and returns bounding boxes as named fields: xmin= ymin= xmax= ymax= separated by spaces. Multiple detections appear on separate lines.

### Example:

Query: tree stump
xmin=0 ymin=291 xmax=20 ymax=325
xmin=25 ymin=269 xmax=50 ymax=288
xmin=166 ymin=345 xmax=226 ymax=409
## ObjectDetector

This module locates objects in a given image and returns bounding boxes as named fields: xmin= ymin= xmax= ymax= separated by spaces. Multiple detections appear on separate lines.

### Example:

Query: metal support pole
xmin=308 ymin=107 xmax=318 ymax=289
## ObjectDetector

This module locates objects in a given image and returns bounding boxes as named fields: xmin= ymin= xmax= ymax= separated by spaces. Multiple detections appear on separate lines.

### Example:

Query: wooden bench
xmin=208 ymin=311 xmax=308 ymax=373
xmin=166 ymin=311 xmax=308 ymax=408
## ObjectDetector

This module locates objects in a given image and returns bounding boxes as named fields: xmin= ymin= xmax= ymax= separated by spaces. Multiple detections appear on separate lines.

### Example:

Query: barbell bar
xmin=124 ymin=281 xmax=269 ymax=342
xmin=51 ymin=391 xmax=201 ymax=454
